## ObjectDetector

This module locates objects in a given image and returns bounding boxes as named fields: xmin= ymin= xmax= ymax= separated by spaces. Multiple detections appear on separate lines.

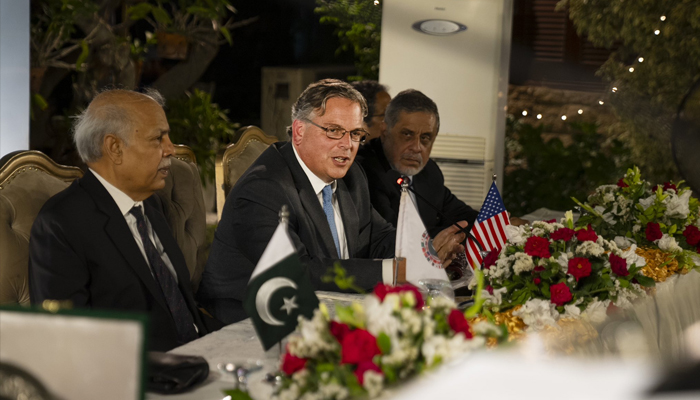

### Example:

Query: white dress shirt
xmin=291 ymin=147 xmax=393 ymax=283
xmin=91 ymin=169 xmax=178 ymax=282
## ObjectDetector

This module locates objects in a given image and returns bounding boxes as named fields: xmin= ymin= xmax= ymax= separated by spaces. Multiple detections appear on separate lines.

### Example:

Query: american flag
xmin=466 ymin=182 xmax=510 ymax=269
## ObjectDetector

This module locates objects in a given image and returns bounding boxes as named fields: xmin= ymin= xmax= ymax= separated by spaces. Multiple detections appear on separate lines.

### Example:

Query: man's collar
xmin=89 ymin=168 xmax=143 ymax=216
xmin=292 ymin=144 xmax=337 ymax=195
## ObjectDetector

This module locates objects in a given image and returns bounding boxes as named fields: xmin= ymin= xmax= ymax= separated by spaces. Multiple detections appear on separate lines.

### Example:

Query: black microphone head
xmin=397 ymin=175 xmax=411 ymax=187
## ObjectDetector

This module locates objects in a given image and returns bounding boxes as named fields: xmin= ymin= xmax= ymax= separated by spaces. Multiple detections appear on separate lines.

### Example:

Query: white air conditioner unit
xmin=379 ymin=0 xmax=513 ymax=208
xmin=261 ymin=65 xmax=356 ymax=140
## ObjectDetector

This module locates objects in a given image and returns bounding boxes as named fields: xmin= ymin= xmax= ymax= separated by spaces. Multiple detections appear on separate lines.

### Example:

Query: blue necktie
xmin=322 ymin=185 xmax=341 ymax=258
xmin=129 ymin=206 xmax=198 ymax=344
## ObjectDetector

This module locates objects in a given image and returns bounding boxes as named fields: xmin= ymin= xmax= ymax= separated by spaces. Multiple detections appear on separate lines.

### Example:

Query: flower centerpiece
xmin=473 ymin=213 xmax=654 ymax=335
xmin=573 ymin=166 xmax=700 ymax=281
xmin=274 ymin=284 xmax=503 ymax=399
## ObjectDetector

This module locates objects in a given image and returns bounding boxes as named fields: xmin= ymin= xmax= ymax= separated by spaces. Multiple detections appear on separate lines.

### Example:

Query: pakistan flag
xmin=243 ymin=211 xmax=319 ymax=350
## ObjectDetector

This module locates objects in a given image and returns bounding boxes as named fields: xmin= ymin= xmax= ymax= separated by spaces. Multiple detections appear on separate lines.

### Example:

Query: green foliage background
xmin=503 ymin=118 xmax=633 ymax=216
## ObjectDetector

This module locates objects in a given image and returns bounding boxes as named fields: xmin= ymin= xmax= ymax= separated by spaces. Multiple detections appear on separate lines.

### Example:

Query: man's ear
xmin=104 ymin=134 xmax=123 ymax=165
xmin=291 ymin=119 xmax=305 ymax=147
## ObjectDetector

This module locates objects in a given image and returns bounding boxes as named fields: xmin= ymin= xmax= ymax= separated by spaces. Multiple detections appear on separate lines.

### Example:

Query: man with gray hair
xmin=199 ymin=79 xmax=467 ymax=324
xmin=29 ymin=88 xmax=217 ymax=351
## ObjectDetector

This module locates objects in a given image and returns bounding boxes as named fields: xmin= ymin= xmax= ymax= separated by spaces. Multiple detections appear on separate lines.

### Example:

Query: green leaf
xmin=221 ymin=388 xmax=253 ymax=400
xmin=127 ymin=3 xmax=153 ymax=20
xmin=151 ymin=7 xmax=173 ymax=26
xmin=32 ymin=94 xmax=48 ymax=110
xmin=635 ymin=275 xmax=656 ymax=288
xmin=618 ymin=279 xmax=630 ymax=288
xmin=220 ymin=26 xmax=233 ymax=45
xmin=382 ymin=364 xmax=397 ymax=383
xmin=377 ymin=332 xmax=391 ymax=354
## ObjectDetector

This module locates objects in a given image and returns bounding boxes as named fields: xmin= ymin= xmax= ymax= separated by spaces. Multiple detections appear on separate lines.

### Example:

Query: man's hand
xmin=433 ymin=220 xmax=468 ymax=268
xmin=510 ymin=216 xmax=529 ymax=226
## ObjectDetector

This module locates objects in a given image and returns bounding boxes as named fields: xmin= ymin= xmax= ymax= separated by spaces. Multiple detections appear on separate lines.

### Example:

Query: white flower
xmin=513 ymin=299 xmax=559 ymax=331
xmin=575 ymin=240 xmax=605 ymax=257
xmin=505 ymin=224 xmax=527 ymax=245
xmin=594 ymin=205 xmax=606 ymax=215
xmin=565 ymin=210 xmax=574 ymax=227
xmin=482 ymin=287 xmax=508 ymax=306
xmin=639 ymin=195 xmax=656 ymax=210
xmin=319 ymin=382 xmax=349 ymax=399
xmin=632 ymin=224 xmax=641 ymax=233
xmin=657 ymin=234 xmax=682 ymax=253
xmin=603 ymin=192 xmax=615 ymax=204
xmin=614 ymin=236 xmax=632 ymax=249
xmin=364 ymin=295 xmax=401 ymax=341
xmin=581 ymin=300 xmax=610 ymax=325
xmin=532 ymin=220 xmax=555 ymax=233
xmin=620 ymin=244 xmax=646 ymax=267
xmin=471 ymin=321 xmax=502 ymax=336
xmin=289 ymin=309 xmax=336 ymax=358
xmin=563 ymin=304 xmax=581 ymax=319
xmin=613 ymin=282 xmax=646 ymax=309
xmin=512 ymin=252 xmax=535 ymax=275
xmin=603 ymin=212 xmax=617 ymax=225
xmin=362 ymin=370 xmax=384 ymax=398
xmin=665 ymin=190 xmax=691 ymax=219
xmin=556 ymin=252 xmax=569 ymax=273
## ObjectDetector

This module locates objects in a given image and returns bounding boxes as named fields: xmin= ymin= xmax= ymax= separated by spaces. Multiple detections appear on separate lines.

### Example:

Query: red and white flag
xmin=466 ymin=182 xmax=510 ymax=269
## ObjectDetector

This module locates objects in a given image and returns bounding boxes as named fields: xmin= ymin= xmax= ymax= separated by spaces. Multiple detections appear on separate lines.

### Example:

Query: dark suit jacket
xmin=357 ymin=138 xmax=478 ymax=237
xmin=28 ymin=170 xmax=210 ymax=352
xmin=198 ymin=141 xmax=395 ymax=324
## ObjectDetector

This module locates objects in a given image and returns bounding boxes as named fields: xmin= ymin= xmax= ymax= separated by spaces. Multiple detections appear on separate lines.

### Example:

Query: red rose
xmin=609 ymin=253 xmax=629 ymax=277
xmin=330 ymin=321 xmax=351 ymax=343
xmin=533 ymin=266 xmax=545 ymax=273
xmin=545 ymin=219 xmax=557 ymax=223
xmin=354 ymin=361 xmax=382 ymax=385
xmin=568 ymin=257 xmax=592 ymax=281
xmin=447 ymin=309 xmax=473 ymax=339
xmin=551 ymin=227 xmax=575 ymax=242
xmin=550 ymin=282 xmax=572 ymax=306
xmin=281 ymin=353 xmax=307 ymax=375
xmin=373 ymin=283 xmax=424 ymax=309
xmin=486 ymin=285 xmax=494 ymax=295
xmin=576 ymin=226 xmax=598 ymax=242
xmin=524 ymin=236 xmax=552 ymax=258
xmin=341 ymin=329 xmax=381 ymax=364
xmin=683 ymin=225 xmax=700 ymax=247
xmin=653 ymin=182 xmax=677 ymax=192
xmin=645 ymin=222 xmax=662 ymax=242
xmin=617 ymin=178 xmax=628 ymax=188
xmin=483 ymin=248 xmax=500 ymax=269
xmin=534 ymin=277 xmax=542 ymax=285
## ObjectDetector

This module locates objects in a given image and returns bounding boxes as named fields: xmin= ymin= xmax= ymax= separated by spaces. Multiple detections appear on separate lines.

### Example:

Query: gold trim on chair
xmin=215 ymin=126 xmax=277 ymax=220
xmin=0 ymin=151 xmax=83 ymax=190
xmin=173 ymin=144 xmax=196 ymax=165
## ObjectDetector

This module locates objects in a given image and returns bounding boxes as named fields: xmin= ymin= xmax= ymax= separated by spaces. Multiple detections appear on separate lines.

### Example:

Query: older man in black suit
xmin=29 ymin=89 xmax=219 ymax=351
xmin=357 ymin=89 xmax=479 ymax=237
xmin=199 ymin=80 xmax=467 ymax=324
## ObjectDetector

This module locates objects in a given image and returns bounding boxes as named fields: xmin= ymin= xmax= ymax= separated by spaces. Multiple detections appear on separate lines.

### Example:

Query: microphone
xmin=396 ymin=176 xmax=485 ymax=252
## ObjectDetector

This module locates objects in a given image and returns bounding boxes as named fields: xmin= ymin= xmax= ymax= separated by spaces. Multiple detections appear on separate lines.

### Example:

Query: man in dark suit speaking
xmin=198 ymin=80 xmax=467 ymax=324
xmin=29 ymin=89 xmax=217 ymax=351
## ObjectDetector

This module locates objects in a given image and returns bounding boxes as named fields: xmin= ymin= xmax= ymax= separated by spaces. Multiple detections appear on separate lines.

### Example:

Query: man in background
xmin=351 ymin=80 xmax=391 ymax=142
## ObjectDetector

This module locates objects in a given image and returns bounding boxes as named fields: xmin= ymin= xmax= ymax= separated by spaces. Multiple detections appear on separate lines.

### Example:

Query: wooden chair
xmin=215 ymin=126 xmax=278 ymax=220
xmin=0 ymin=151 xmax=83 ymax=305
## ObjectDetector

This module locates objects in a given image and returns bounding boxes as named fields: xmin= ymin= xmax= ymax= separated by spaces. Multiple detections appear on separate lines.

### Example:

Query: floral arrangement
xmin=473 ymin=213 xmax=654 ymax=333
xmin=273 ymin=284 xmax=502 ymax=400
xmin=573 ymin=166 xmax=700 ymax=280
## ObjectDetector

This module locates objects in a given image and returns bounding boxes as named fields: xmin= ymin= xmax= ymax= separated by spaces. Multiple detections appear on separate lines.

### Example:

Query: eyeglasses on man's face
xmin=304 ymin=119 xmax=368 ymax=143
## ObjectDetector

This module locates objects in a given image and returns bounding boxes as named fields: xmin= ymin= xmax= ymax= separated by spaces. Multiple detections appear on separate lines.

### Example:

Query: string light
xmin=536 ymin=114 xmax=542 ymax=120
xmin=629 ymin=67 xmax=635 ymax=72
xmin=612 ymin=87 xmax=618 ymax=93
xmin=660 ymin=15 xmax=666 ymax=21
xmin=599 ymin=100 xmax=605 ymax=105
xmin=578 ymin=109 xmax=583 ymax=115
xmin=638 ymin=57 xmax=644 ymax=62
xmin=561 ymin=115 xmax=567 ymax=121
xmin=522 ymin=110 xmax=528 ymax=116
xmin=654 ymin=29 xmax=660 ymax=35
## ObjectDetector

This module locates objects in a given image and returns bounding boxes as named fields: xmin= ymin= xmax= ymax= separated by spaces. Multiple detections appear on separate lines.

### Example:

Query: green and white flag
xmin=243 ymin=211 xmax=319 ymax=350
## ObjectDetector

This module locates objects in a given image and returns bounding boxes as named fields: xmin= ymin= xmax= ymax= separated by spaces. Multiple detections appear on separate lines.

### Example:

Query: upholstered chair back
xmin=0 ymin=151 xmax=83 ymax=305
xmin=155 ymin=145 xmax=207 ymax=292
xmin=215 ymin=126 xmax=277 ymax=220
